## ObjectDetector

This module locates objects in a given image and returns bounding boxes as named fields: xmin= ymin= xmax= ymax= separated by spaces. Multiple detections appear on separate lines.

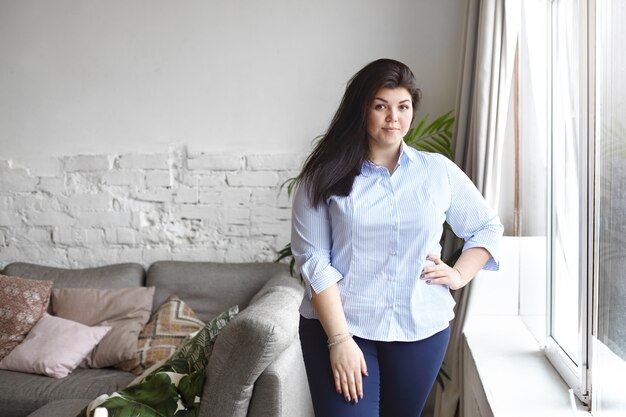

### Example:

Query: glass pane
xmin=593 ymin=0 xmax=626 ymax=412
xmin=518 ymin=0 xmax=549 ymax=343
xmin=596 ymin=0 xmax=626 ymax=365
xmin=550 ymin=0 xmax=580 ymax=364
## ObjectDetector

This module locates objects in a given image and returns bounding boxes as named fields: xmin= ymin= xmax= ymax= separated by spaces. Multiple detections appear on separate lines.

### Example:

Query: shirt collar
xmin=361 ymin=141 xmax=415 ymax=175
xmin=399 ymin=140 xmax=417 ymax=164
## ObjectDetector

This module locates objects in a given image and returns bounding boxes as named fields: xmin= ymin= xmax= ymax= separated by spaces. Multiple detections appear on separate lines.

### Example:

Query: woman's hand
xmin=329 ymin=337 xmax=368 ymax=403
xmin=420 ymin=254 xmax=467 ymax=290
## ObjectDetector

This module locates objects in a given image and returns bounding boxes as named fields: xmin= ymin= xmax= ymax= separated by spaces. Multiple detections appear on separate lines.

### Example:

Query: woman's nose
xmin=386 ymin=110 xmax=398 ymax=122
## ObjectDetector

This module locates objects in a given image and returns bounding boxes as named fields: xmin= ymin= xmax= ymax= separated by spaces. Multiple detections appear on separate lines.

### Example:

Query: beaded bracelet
xmin=327 ymin=333 xmax=353 ymax=349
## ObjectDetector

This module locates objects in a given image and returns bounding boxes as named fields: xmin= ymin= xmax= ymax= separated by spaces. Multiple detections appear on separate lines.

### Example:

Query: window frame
xmin=588 ymin=0 xmax=626 ymax=412
xmin=516 ymin=0 xmax=626 ymax=409
xmin=542 ymin=0 xmax=592 ymax=405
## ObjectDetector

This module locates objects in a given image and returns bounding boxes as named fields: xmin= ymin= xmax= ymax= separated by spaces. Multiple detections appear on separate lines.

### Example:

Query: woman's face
xmin=366 ymin=87 xmax=413 ymax=153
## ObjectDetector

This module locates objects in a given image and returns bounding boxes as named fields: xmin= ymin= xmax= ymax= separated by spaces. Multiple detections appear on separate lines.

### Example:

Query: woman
xmin=291 ymin=58 xmax=502 ymax=417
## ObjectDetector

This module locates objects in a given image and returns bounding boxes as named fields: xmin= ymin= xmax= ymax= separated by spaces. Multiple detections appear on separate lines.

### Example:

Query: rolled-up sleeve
xmin=443 ymin=158 xmax=503 ymax=270
xmin=291 ymin=183 xmax=344 ymax=298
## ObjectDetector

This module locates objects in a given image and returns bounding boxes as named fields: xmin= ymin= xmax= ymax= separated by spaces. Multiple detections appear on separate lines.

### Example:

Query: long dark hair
xmin=298 ymin=58 xmax=421 ymax=207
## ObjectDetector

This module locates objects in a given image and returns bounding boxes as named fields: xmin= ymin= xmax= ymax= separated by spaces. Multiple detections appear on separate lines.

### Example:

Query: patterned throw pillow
xmin=116 ymin=295 xmax=206 ymax=375
xmin=0 ymin=274 xmax=53 ymax=361
xmin=78 ymin=305 xmax=239 ymax=417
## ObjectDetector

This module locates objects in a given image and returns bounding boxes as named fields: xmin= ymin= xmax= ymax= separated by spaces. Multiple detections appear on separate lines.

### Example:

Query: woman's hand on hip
xmin=329 ymin=337 xmax=368 ymax=403
xmin=420 ymin=254 xmax=466 ymax=290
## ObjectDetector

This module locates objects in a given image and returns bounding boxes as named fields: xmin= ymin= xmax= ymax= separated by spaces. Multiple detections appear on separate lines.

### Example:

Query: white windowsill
xmin=463 ymin=315 xmax=591 ymax=417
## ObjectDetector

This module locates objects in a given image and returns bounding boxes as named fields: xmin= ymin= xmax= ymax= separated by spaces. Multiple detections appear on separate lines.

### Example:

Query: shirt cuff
xmin=463 ymin=238 xmax=501 ymax=271
xmin=301 ymin=261 xmax=344 ymax=299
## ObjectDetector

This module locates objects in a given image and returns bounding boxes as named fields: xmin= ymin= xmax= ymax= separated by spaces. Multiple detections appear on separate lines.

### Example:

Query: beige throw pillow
xmin=52 ymin=287 xmax=155 ymax=368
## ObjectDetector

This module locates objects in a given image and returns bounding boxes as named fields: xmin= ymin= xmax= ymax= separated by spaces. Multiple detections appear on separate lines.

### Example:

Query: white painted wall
xmin=0 ymin=0 xmax=464 ymax=160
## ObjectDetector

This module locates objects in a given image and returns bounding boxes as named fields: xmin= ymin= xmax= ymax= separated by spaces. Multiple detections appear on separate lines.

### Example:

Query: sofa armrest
xmin=247 ymin=338 xmax=314 ymax=417
xmin=198 ymin=271 xmax=304 ymax=417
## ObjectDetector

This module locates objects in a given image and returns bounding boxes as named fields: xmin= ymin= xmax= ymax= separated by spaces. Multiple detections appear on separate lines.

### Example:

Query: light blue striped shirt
xmin=291 ymin=142 xmax=503 ymax=341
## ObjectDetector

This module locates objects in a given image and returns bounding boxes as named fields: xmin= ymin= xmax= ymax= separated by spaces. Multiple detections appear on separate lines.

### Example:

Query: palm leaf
xmin=404 ymin=110 xmax=455 ymax=160
xmin=275 ymin=242 xmax=297 ymax=277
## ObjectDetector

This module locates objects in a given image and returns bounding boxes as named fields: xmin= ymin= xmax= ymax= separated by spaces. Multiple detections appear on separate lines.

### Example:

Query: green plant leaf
xmin=97 ymin=396 xmax=166 ymax=417
xmin=120 ymin=374 xmax=180 ymax=415
xmin=279 ymin=176 xmax=298 ymax=199
xmin=275 ymin=242 xmax=297 ymax=277
xmin=405 ymin=110 xmax=455 ymax=161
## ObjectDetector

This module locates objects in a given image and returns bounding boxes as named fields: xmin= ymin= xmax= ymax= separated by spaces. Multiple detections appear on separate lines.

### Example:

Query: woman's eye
xmin=374 ymin=104 xmax=386 ymax=110
xmin=400 ymin=104 xmax=411 ymax=111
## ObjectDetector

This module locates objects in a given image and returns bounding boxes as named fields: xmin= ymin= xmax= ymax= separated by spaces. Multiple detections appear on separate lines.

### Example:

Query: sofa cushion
xmin=0 ymin=274 xmax=53 ymax=361
xmin=78 ymin=306 xmax=238 ymax=417
xmin=26 ymin=399 xmax=92 ymax=417
xmin=201 ymin=271 xmax=303 ymax=417
xmin=146 ymin=261 xmax=288 ymax=322
xmin=116 ymin=294 xmax=205 ymax=375
xmin=1 ymin=262 xmax=145 ymax=289
xmin=0 ymin=368 xmax=134 ymax=417
xmin=52 ymin=287 xmax=155 ymax=368
xmin=0 ymin=313 xmax=111 ymax=378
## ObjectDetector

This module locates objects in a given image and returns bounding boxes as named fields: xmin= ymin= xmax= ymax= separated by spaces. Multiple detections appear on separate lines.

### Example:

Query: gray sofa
xmin=0 ymin=261 xmax=314 ymax=417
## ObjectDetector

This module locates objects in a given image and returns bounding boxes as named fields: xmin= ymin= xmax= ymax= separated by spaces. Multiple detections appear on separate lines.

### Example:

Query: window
xmin=592 ymin=0 xmax=626 ymax=412
xmin=516 ymin=0 xmax=549 ymax=344
xmin=545 ymin=0 xmax=589 ymax=401
xmin=515 ymin=0 xmax=626 ymax=412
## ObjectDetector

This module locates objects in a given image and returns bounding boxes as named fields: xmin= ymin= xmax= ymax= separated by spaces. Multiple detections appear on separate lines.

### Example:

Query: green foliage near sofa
xmin=78 ymin=306 xmax=239 ymax=417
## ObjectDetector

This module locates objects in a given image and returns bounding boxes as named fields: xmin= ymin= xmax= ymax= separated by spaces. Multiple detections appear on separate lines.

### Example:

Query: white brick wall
xmin=64 ymin=155 xmax=113 ymax=172
xmin=188 ymin=154 xmax=242 ymax=171
xmin=0 ymin=147 xmax=307 ymax=268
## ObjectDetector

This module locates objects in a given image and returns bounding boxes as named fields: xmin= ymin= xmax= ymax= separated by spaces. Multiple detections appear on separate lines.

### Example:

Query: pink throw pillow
xmin=0 ymin=313 xmax=111 ymax=378
xmin=0 ymin=274 xmax=53 ymax=361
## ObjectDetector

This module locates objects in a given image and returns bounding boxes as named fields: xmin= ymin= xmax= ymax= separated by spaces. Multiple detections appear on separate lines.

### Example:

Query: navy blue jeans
xmin=299 ymin=316 xmax=450 ymax=417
